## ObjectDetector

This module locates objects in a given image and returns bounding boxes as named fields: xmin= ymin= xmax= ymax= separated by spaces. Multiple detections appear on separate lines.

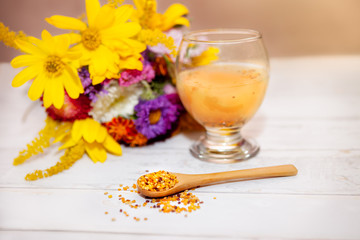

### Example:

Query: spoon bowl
xmin=137 ymin=164 xmax=298 ymax=198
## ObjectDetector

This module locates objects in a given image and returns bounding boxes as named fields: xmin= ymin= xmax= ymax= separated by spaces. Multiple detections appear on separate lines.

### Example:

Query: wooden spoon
xmin=137 ymin=164 xmax=298 ymax=198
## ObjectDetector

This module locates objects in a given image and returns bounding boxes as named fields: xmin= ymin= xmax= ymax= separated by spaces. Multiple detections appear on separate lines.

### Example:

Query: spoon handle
xmin=191 ymin=164 xmax=298 ymax=186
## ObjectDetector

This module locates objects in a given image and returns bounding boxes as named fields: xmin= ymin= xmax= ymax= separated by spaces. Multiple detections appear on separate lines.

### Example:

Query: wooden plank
xmin=1 ymin=147 xmax=359 ymax=195
xmin=1 ymin=116 xmax=359 ymax=150
xmin=0 ymin=188 xmax=359 ymax=239
xmin=0 ymin=230 xmax=249 ymax=240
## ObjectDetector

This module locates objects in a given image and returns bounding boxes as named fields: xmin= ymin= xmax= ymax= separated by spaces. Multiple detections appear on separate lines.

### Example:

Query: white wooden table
xmin=0 ymin=56 xmax=359 ymax=240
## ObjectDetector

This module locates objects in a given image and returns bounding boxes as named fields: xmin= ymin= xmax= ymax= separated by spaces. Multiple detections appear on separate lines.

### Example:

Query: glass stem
xmin=204 ymin=126 xmax=244 ymax=153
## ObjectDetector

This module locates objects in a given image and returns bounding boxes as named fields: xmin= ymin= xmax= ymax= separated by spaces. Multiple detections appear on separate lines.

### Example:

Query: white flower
xmin=89 ymin=81 xmax=143 ymax=123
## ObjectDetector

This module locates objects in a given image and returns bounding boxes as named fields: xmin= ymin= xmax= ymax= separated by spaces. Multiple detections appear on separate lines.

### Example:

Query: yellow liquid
xmin=177 ymin=63 xmax=268 ymax=128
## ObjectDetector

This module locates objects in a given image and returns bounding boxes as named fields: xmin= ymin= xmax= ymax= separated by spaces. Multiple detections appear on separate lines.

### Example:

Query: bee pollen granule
xmin=137 ymin=170 xmax=178 ymax=192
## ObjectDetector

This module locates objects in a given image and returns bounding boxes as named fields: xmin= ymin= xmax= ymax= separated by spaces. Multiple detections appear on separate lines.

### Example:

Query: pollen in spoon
xmin=137 ymin=170 xmax=178 ymax=192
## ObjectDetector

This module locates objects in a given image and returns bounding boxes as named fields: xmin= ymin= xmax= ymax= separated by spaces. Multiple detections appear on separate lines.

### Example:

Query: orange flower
xmin=127 ymin=132 xmax=148 ymax=147
xmin=104 ymin=117 xmax=148 ymax=147
xmin=104 ymin=117 xmax=133 ymax=141
xmin=152 ymin=56 xmax=168 ymax=76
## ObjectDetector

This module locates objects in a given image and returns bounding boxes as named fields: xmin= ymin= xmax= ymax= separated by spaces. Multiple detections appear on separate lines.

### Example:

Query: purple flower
xmin=78 ymin=66 xmax=92 ymax=88
xmin=134 ymin=95 xmax=180 ymax=139
xmin=119 ymin=59 xmax=155 ymax=87
xmin=78 ymin=67 xmax=107 ymax=102
xmin=165 ymin=93 xmax=185 ymax=113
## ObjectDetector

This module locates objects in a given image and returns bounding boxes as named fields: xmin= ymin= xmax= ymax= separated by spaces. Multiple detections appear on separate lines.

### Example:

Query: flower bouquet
xmin=0 ymin=0 xmax=216 ymax=181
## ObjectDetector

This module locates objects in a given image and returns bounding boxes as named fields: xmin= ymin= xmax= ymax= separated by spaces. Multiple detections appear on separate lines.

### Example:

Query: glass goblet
xmin=176 ymin=29 xmax=269 ymax=163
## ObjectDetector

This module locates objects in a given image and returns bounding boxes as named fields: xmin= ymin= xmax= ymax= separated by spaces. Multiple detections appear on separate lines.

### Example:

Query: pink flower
xmin=119 ymin=59 xmax=155 ymax=87
xmin=163 ymin=83 xmax=177 ymax=94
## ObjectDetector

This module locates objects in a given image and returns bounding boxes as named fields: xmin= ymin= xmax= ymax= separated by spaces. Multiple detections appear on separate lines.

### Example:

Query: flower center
xmin=149 ymin=109 xmax=162 ymax=125
xmin=81 ymin=28 xmax=101 ymax=50
xmin=44 ymin=56 xmax=64 ymax=76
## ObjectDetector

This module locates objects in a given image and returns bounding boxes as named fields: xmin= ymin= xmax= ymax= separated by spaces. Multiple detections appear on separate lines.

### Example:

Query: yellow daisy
xmin=57 ymin=118 xmax=122 ymax=163
xmin=46 ymin=0 xmax=146 ymax=85
xmin=10 ymin=30 xmax=83 ymax=109
xmin=132 ymin=0 xmax=190 ymax=31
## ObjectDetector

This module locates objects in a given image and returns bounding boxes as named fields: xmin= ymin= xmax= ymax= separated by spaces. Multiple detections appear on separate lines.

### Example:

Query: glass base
xmin=189 ymin=127 xmax=260 ymax=163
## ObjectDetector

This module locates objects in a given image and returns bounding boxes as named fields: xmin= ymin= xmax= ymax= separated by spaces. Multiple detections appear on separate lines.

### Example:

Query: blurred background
xmin=1 ymin=0 xmax=360 ymax=62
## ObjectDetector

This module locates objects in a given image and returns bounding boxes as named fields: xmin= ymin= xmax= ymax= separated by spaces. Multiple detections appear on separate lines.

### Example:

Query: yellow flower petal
xmin=89 ymin=45 xmax=118 ymax=83
xmin=27 ymin=36 xmax=52 ymax=54
xmin=71 ymin=44 xmax=92 ymax=66
xmin=50 ymin=33 xmax=81 ymax=46
xmin=118 ymin=56 xmax=143 ymax=71
xmin=63 ymin=68 xmax=82 ymax=99
xmin=163 ymin=3 xmax=188 ymax=18
xmin=91 ymin=75 xmax=105 ymax=85
xmin=103 ymin=135 xmax=122 ymax=156
xmin=40 ymin=30 xmax=57 ymax=54
xmin=85 ymin=141 xmax=107 ymax=163
xmin=26 ymin=36 xmax=40 ymax=45
xmin=14 ymin=39 xmax=46 ymax=56
xmin=90 ymin=56 xmax=107 ymax=80
xmin=42 ymin=80 xmax=53 ymax=108
xmin=46 ymin=15 xmax=87 ymax=31
xmin=86 ymin=0 xmax=101 ymax=27
xmin=64 ymin=65 xmax=78 ymax=81
xmin=71 ymin=120 xmax=85 ymax=142
xmin=94 ymin=5 xmax=115 ymax=30
xmin=83 ymin=118 xmax=100 ymax=143
xmin=54 ymin=34 xmax=71 ymax=57
xmin=28 ymin=71 xmax=46 ymax=101
xmin=11 ymin=55 xmax=44 ymax=68
xmin=11 ymin=64 xmax=41 ymax=87
xmin=118 ymin=38 xmax=146 ymax=53
xmin=174 ymin=17 xmax=190 ymax=27
xmin=41 ymin=30 xmax=54 ymax=44
xmin=162 ymin=3 xmax=189 ymax=31
xmin=58 ymin=137 xmax=78 ymax=151
xmin=64 ymin=65 xmax=84 ymax=93
xmin=101 ymin=22 xmax=141 ymax=40
xmin=96 ymin=127 xmax=107 ymax=143
xmin=50 ymin=75 xmax=65 ymax=109
xmin=64 ymin=48 xmax=82 ymax=61
xmin=53 ymin=130 xmax=70 ymax=144
xmin=114 ymin=4 xmax=134 ymax=24
xmin=133 ymin=0 xmax=144 ymax=12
